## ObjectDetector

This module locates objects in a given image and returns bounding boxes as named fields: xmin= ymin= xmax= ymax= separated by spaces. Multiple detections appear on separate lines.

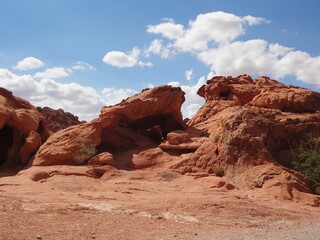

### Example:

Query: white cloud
xmin=34 ymin=67 xmax=71 ymax=79
xmin=13 ymin=57 xmax=44 ymax=71
xmin=198 ymin=40 xmax=320 ymax=84
xmin=167 ymin=76 xmax=206 ymax=119
xmin=243 ymin=15 xmax=269 ymax=26
xmin=144 ymin=39 xmax=176 ymax=59
xmin=185 ymin=104 xmax=202 ymax=119
xmin=185 ymin=69 xmax=193 ymax=81
xmin=103 ymin=51 xmax=137 ymax=68
xmin=147 ymin=19 xmax=184 ymax=40
xmin=146 ymin=11 xmax=320 ymax=86
xmin=0 ymin=68 xmax=137 ymax=121
xmin=103 ymin=47 xmax=152 ymax=68
xmin=145 ymin=39 xmax=163 ymax=56
xmin=71 ymin=61 xmax=96 ymax=71
xmin=102 ymin=88 xmax=137 ymax=106
xmin=173 ymin=11 xmax=268 ymax=52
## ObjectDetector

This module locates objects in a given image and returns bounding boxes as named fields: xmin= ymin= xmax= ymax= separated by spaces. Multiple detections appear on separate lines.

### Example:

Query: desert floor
xmin=0 ymin=166 xmax=319 ymax=240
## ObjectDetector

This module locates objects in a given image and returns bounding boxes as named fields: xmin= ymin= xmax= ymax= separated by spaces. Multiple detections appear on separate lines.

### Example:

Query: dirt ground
xmin=0 ymin=166 xmax=319 ymax=240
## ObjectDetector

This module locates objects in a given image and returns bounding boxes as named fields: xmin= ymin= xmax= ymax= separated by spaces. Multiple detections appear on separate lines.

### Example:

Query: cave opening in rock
xmin=0 ymin=125 xmax=14 ymax=167
xmin=128 ymin=114 xmax=184 ymax=142
xmin=219 ymin=91 xmax=232 ymax=100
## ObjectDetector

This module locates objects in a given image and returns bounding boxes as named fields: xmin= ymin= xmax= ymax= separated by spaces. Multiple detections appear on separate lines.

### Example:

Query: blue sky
xmin=0 ymin=0 xmax=320 ymax=120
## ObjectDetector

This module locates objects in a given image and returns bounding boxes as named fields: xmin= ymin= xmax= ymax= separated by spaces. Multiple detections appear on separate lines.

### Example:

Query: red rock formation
xmin=0 ymin=88 xmax=50 ymax=171
xmin=33 ymin=85 xmax=186 ymax=167
xmin=174 ymin=75 xmax=320 ymax=201
xmin=37 ymin=106 xmax=83 ymax=133
xmin=29 ymin=76 xmax=320 ymax=203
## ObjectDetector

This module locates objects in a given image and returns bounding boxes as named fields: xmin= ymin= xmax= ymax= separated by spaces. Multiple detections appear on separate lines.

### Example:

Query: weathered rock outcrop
xmin=0 ymin=88 xmax=49 ymax=171
xmin=37 ymin=106 xmax=83 ymax=133
xmin=28 ymin=75 xmax=320 ymax=203
xmin=33 ymin=85 xmax=186 ymax=168
xmin=174 ymin=75 xmax=320 ymax=201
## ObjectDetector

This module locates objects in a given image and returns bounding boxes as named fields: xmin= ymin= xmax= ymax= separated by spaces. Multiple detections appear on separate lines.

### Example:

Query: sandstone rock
xmin=0 ymin=88 xmax=49 ymax=170
xmin=167 ymin=130 xmax=191 ymax=145
xmin=37 ymin=106 xmax=83 ymax=133
xmin=33 ymin=85 xmax=186 ymax=167
xmin=88 ymin=152 xmax=115 ymax=166
xmin=33 ymin=123 xmax=101 ymax=166
xmin=175 ymin=75 xmax=320 ymax=200
xmin=132 ymin=148 xmax=163 ymax=169
xmin=19 ymin=131 xmax=42 ymax=165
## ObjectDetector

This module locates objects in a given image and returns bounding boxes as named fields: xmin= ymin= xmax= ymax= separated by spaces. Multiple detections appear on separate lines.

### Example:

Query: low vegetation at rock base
xmin=210 ymin=166 xmax=225 ymax=177
xmin=292 ymin=136 xmax=320 ymax=194
xmin=73 ymin=137 xmax=97 ymax=164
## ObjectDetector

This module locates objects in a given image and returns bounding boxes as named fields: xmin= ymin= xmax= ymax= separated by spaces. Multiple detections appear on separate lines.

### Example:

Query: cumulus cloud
xmin=103 ymin=47 xmax=152 ymax=68
xmin=34 ymin=67 xmax=71 ymax=79
xmin=146 ymin=11 xmax=320 ymax=86
xmin=0 ymin=68 xmax=137 ymax=121
xmin=145 ymin=39 xmax=175 ymax=59
xmin=13 ymin=57 xmax=44 ymax=70
xmin=185 ymin=69 xmax=193 ymax=81
xmin=170 ymin=11 xmax=268 ymax=52
xmin=167 ymin=76 xmax=206 ymax=119
xmin=71 ymin=61 xmax=96 ymax=71
xmin=147 ymin=18 xmax=184 ymax=40
xmin=101 ymin=88 xmax=137 ymax=106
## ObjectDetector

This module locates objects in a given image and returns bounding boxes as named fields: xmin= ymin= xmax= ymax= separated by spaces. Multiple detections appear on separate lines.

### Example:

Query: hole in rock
xmin=219 ymin=90 xmax=232 ymax=100
xmin=266 ymin=126 xmax=294 ymax=167
xmin=128 ymin=114 xmax=184 ymax=142
xmin=0 ymin=125 xmax=14 ymax=167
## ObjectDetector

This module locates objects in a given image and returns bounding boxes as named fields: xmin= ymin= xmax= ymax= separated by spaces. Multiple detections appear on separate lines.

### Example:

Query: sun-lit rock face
xmin=20 ymin=75 xmax=320 ymax=204
xmin=32 ymin=85 xmax=186 ymax=167
xmin=173 ymin=75 xmax=320 ymax=202
xmin=0 ymin=88 xmax=50 ymax=171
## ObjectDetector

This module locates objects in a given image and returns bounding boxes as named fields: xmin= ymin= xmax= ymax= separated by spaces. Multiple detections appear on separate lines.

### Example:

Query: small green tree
xmin=73 ymin=137 xmax=97 ymax=164
xmin=292 ymin=136 xmax=320 ymax=194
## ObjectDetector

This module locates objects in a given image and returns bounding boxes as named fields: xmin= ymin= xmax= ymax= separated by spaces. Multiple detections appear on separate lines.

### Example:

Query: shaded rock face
xmin=33 ymin=85 xmax=186 ymax=168
xmin=174 ymin=75 xmax=320 ymax=200
xmin=37 ymin=106 xmax=83 ymax=133
xmin=0 ymin=88 xmax=50 ymax=171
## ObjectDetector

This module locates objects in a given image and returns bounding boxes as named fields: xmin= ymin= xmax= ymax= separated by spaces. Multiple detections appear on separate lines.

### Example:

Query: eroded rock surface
xmin=37 ymin=106 xmax=83 ymax=133
xmin=33 ymin=85 xmax=186 ymax=168
xmin=25 ymin=76 xmax=320 ymax=203
xmin=0 ymin=88 xmax=49 ymax=171
xmin=174 ymin=75 xmax=320 ymax=202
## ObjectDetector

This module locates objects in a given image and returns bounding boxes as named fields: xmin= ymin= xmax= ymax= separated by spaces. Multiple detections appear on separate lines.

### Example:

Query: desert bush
xmin=292 ymin=136 xmax=320 ymax=194
xmin=73 ymin=137 xmax=97 ymax=164
xmin=210 ymin=166 xmax=225 ymax=177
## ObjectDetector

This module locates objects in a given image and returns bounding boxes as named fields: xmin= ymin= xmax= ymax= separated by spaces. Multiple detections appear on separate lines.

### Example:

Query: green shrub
xmin=73 ymin=137 xmax=97 ymax=164
xmin=210 ymin=166 xmax=225 ymax=177
xmin=292 ymin=136 xmax=320 ymax=194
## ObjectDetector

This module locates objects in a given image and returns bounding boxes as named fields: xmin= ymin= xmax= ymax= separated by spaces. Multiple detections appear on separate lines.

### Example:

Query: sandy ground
xmin=0 ymin=166 xmax=319 ymax=240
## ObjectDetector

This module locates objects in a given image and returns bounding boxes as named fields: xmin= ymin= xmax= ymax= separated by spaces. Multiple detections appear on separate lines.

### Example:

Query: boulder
xmin=33 ymin=85 xmax=186 ymax=167
xmin=0 ymin=88 xmax=49 ymax=171
xmin=88 ymin=152 xmax=115 ymax=166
